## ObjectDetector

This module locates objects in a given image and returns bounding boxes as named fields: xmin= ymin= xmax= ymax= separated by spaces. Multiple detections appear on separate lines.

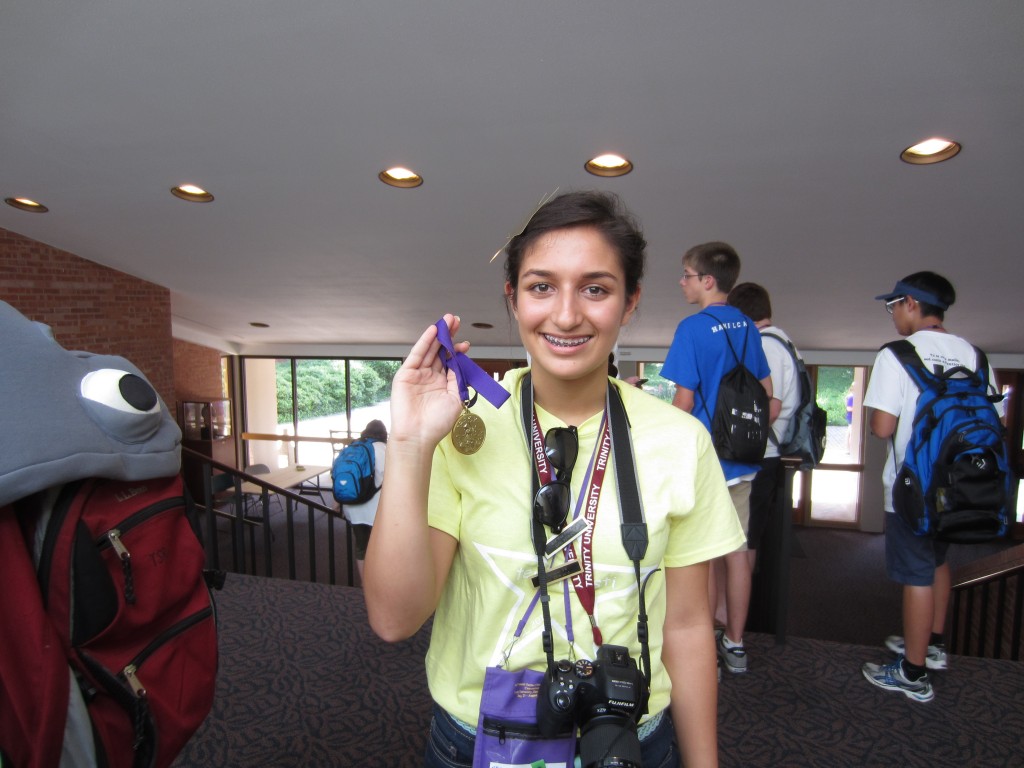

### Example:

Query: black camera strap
xmin=605 ymin=382 xmax=656 ymax=695
xmin=520 ymin=373 xmax=654 ymax=692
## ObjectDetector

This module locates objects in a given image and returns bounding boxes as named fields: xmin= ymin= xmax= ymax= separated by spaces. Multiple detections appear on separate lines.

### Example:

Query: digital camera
xmin=537 ymin=645 xmax=649 ymax=768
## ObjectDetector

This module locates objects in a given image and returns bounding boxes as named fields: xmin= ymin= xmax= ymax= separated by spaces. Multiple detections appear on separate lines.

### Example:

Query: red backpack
xmin=0 ymin=474 xmax=218 ymax=768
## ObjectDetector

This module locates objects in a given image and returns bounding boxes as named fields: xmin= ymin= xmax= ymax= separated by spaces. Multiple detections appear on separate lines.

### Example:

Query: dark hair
xmin=900 ymin=271 xmax=956 ymax=320
xmin=683 ymin=241 xmax=741 ymax=293
xmin=607 ymin=352 xmax=618 ymax=378
xmin=504 ymin=191 xmax=646 ymax=301
xmin=728 ymin=282 xmax=772 ymax=322
xmin=361 ymin=419 xmax=388 ymax=442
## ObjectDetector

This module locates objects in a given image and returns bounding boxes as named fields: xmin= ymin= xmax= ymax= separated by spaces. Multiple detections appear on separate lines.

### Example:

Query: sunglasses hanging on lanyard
xmin=519 ymin=373 xmax=656 ymax=687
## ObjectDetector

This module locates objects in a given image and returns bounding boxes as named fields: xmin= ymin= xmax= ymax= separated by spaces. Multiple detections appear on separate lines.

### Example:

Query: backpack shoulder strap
xmin=969 ymin=345 xmax=1007 ymax=405
xmin=0 ymin=505 xmax=69 ymax=768
xmin=700 ymin=309 xmax=746 ymax=366
xmin=761 ymin=329 xmax=798 ymax=362
xmin=883 ymin=338 xmax=920 ymax=368
xmin=973 ymin=345 xmax=993 ymax=388
xmin=760 ymin=330 xmax=793 ymax=448
xmin=882 ymin=339 xmax=934 ymax=392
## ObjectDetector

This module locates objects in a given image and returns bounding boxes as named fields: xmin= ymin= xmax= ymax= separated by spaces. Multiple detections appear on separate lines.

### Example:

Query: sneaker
xmin=862 ymin=657 xmax=934 ymax=703
xmin=884 ymin=635 xmax=948 ymax=670
xmin=716 ymin=628 xmax=748 ymax=674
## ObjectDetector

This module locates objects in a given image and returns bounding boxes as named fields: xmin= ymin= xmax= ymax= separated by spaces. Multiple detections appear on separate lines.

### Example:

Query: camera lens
xmin=579 ymin=716 xmax=642 ymax=768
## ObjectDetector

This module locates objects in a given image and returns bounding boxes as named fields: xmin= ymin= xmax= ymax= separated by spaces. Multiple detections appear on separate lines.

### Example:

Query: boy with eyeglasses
xmin=862 ymin=271 xmax=1003 ymax=702
xmin=661 ymin=242 xmax=772 ymax=674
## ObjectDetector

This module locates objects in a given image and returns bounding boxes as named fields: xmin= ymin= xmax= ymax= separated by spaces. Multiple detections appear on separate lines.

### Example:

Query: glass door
xmin=794 ymin=365 xmax=868 ymax=527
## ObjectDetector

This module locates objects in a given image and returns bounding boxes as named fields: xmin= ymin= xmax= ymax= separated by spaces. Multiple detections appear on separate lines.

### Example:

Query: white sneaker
xmin=862 ymin=657 xmax=934 ymax=703
xmin=716 ymin=628 xmax=748 ymax=674
xmin=884 ymin=635 xmax=948 ymax=671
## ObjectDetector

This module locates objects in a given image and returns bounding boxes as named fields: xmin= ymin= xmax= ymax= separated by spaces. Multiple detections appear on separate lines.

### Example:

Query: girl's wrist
xmin=387 ymin=433 xmax=442 ymax=458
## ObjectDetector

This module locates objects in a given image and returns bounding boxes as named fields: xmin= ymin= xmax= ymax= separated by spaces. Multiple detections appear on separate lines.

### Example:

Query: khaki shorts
xmin=728 ymin=481 xmax=752 ymax=551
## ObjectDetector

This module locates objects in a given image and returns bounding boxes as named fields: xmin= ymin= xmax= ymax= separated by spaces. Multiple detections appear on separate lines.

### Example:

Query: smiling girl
xmin=365 ymin=191 xmax=743 ymax=768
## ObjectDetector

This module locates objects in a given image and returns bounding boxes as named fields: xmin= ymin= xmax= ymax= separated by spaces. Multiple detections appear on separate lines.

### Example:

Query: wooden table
xmin=241 ymin=464 xmax=329 ymax=495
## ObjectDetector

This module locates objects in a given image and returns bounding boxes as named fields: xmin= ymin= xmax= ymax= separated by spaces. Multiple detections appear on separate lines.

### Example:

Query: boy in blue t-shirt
xmin=661 ymin=241 xmax=771 ymax=674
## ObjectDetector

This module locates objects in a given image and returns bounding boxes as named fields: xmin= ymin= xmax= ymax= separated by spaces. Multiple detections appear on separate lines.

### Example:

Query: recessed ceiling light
xmin=249 ymin=322 xmax=269 ymax=328
xmin=900 ymin=138 xmax=962 ymax=165
xmin=4 ymin=197 xmax=49 ymax=213
xmin=378 ymin=167 xmax=423 ymax=188
xmin=471 ymin=322 xmax=494 ymax=330
xmin=170 ymin=184 xmax=215 ymax=202
xmin=585 ymin=154 xmax=633 ymax=177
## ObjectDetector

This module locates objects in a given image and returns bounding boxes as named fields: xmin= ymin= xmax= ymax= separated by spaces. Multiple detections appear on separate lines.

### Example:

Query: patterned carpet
xmin=172 ymin=573 xmax=1024 ymax=768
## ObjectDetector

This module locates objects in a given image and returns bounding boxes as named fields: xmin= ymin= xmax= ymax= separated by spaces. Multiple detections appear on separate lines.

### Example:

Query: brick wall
xmin=173 ymin=338 xmax=226 ymax=402
xmin=0 ymin=226 xmax=175 ymax=407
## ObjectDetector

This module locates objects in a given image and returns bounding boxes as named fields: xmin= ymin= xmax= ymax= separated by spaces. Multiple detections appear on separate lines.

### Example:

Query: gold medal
xmin=451 ymin=403 xmax=485 ymax=455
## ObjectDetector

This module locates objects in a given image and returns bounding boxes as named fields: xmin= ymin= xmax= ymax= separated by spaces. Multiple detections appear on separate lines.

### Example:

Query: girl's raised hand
xmin=389 ymin=314 xmax=469 ymax=448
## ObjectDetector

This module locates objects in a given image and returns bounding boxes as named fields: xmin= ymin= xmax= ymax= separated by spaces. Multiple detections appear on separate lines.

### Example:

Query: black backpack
xmin=699 ymin=311 xmax=770 ymax=463
xmin=762 ymin=331 xmax=828 ymax=469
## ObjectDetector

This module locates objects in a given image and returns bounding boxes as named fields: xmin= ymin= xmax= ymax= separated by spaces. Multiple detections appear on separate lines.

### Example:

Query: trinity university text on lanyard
xmin=531 ymin=409 xmax=611 ymax=647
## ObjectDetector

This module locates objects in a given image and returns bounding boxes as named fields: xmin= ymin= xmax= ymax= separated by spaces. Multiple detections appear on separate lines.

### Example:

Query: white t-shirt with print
xmin=863 ymin=330 xmax=1003 ymax=512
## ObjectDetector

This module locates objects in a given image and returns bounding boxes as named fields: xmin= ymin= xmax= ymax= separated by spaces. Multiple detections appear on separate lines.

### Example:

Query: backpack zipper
xmin=122 ymin=605 xmax=214 ymax=689
xmin=480 ymin=716 xmax=546 ymax=740
xmin=95 ymin=496 xmax=186 ymax=606
xmin=78 ymin=606 xmax=214 ymax=753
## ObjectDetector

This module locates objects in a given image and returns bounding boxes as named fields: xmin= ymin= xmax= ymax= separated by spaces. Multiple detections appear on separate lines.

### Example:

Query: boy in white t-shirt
xmin=861 ymin=272 xmax=1003 ymax=703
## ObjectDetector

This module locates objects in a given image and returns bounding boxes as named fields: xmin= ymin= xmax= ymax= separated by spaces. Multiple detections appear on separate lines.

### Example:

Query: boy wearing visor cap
xmin=861 ymin=271 xmax=1004 ymax=702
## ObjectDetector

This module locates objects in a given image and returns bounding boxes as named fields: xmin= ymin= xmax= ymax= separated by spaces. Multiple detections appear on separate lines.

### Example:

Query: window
xmin=241 ymin=357 xmax=400 ymax=470
xmin=639 ymin=362 xmax=676 ymax=404
xmin=801 ymin=365 xmax=868 ymax=527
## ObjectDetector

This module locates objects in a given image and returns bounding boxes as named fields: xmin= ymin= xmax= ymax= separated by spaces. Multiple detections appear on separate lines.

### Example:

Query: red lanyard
xmin=532 ymin=411 xmax=611 ymax=646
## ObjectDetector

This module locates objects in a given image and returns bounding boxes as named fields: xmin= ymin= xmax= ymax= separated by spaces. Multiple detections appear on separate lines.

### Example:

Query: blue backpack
xmin=331 ymin=438 xmax=380 ymax=505
xmin=886 ymin=340 xmax=1011 ymax=543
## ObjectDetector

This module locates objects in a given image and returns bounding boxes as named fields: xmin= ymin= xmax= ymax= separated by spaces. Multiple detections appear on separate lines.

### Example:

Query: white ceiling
xmin=2 ymin=0 xmax=1022 ymax=359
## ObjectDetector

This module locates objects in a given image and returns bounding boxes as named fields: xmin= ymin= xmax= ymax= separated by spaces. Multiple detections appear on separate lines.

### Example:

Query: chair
xmin=329 ymin=430 xmax=350 ymax=458
xmin=204 ymin=470 xmax=267 ymax=574
xmin=201 ymin=471 xmax=245 ymax=522
xmin=242 ymin=464 xmax=278 ymax=518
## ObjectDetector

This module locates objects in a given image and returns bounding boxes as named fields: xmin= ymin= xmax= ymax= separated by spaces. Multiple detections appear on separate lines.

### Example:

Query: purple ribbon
xmin=434 ymin=319 xmax=511 ymax=408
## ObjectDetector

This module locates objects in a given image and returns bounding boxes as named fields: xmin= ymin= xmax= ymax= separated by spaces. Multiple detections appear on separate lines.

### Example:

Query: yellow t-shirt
xmin=426 ymin=368 xmax=744 ymax=725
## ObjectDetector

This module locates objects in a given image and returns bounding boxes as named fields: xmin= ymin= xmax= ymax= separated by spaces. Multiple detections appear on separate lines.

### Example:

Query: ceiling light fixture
xmin=4 ymin=197 xmax=49 ymax=213
xmin=378 ymin=167 xmax=423 ymax=188
xmin=585 ymin=154 xmax=633 ymax=177
xmin=900 ymin=138 xmax=962 ymax=165
xmin=170 ymin=184 xmax=215 ymax=202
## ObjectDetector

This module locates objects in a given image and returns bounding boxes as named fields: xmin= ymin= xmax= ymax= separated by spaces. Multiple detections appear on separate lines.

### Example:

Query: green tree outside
xmin=276 ymin=359 xmax=401 ymax=423
xmin=816 ymin=366 xmax=854 ymax=426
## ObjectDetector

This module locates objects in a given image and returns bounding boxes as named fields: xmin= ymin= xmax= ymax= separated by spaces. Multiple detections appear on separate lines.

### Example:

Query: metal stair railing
xmin=184 ymin=446 xmax=354 ymax=587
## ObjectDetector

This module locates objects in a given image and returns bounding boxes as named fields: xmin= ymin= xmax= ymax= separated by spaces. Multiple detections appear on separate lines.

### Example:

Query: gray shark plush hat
xmin=0 ymin=300 xmax=182 ymax=508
